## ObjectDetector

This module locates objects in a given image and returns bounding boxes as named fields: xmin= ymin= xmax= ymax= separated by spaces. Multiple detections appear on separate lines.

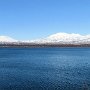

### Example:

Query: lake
xmin=0 ymin=47 xmax=90 ymax=90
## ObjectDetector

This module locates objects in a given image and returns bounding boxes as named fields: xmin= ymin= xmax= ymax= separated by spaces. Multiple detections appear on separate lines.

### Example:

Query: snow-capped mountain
xmin=0 ymin=33 xmax=90 ymax=45
xmin=0 ymin=36 xmax=17 ymax=42
xmin=29 ymin=33 xmax=90 ymax=44
xmin=46 ymin=33 xmax=90 ymax=44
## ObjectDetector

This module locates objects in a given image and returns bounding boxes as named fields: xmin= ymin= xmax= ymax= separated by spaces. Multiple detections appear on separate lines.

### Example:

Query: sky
xmin=0 ymin=0 xmax=90 ymax=40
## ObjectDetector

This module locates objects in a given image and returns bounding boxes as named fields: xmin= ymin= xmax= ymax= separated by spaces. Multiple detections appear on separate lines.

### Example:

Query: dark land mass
xmin=0 ymin=43 xmax=90 ymax=47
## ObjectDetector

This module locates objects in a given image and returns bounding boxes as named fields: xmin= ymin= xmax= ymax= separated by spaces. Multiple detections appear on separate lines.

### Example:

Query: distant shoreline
xmin=0 ymin=44 xmax=90 ymax=47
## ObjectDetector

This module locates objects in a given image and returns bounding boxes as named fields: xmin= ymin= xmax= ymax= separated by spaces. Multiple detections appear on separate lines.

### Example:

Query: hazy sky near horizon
xmin=0 ymin=0 xmax=90 ymax=40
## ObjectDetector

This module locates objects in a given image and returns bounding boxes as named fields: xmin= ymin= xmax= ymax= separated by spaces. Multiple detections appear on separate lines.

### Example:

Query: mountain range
xmin=0 ymin=33 xmax=90 ymax=45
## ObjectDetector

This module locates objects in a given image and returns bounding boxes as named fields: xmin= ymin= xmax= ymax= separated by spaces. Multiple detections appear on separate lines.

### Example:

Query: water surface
xmin=0 ymin=47 xmax=90 ymax=90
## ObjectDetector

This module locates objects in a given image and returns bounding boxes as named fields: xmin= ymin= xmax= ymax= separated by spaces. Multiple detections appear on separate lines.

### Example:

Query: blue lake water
xmin=0 ymin=47 xmax=90 ymax=90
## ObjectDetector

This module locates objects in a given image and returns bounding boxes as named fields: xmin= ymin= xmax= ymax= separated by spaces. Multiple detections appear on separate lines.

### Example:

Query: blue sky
xmin=0 ymin=0 xmax=90 ymax=40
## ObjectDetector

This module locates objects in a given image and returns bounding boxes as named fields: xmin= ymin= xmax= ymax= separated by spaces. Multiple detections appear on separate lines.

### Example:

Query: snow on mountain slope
xmin=30 ymin=33 xmax=90 ymax=44
xmin=0 ymin=33 xmax=90 ymax=44
xmin=0 ymin=36 xmax=17 ymax=42
xmin=46 ymin=33 xmax=90 ymax=42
